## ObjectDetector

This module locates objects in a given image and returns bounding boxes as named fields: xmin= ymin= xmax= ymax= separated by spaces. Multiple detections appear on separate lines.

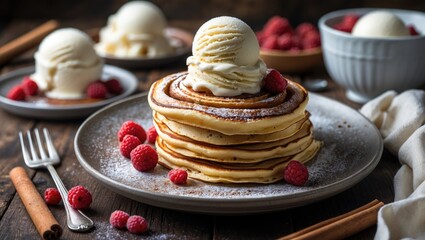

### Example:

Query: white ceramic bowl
xmin=319 ymin=8 xmax=425 ymax=103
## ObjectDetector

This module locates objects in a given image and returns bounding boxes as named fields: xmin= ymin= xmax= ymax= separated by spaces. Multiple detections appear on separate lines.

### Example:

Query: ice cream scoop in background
xmin=352 ymin=11 xmax=410 ymax=38
xmin=96 ymin=1 xmax=173 ymax=58
xmin=184 ymin=16 xmax=267 ymax=97
xmin=31 ymin=28 xmax=103 ymax=99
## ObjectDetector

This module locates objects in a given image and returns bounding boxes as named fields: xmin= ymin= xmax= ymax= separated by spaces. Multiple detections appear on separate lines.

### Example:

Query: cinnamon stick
xmin=279 ymin=199 xmax=384 ymax=240
xmin=0 ymin=20 xmax=59 ymax=65
xmin=9 ymin=167 xmax=62 ymax=240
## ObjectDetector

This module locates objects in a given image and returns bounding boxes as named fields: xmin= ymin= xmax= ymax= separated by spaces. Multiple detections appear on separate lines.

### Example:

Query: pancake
xmin=153 ymin=111 xmax=310 ymax=145
xmin=148 ymin=71 xmax=322 ymax=184
xmin=154 ymin=115 xmax=315 ymax=163
xmin=148 ymin=72 xmax=308 ymax=135
xmin=156 ymin=137 xmax=322 ymax=183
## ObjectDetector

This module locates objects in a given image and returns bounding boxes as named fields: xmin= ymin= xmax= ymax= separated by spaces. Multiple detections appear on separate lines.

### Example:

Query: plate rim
xmin=74 ymin=92 xmax=383 ymax=213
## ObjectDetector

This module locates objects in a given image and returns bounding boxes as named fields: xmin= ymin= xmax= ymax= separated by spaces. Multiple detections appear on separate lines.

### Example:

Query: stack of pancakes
xmin=148 ymin=72 xmax=322 ymax=183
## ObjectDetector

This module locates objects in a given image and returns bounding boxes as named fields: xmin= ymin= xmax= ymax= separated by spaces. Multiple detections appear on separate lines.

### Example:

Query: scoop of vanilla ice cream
xmin=115 ymin=1 xmax=166 ymax=35
xmin=184 ymin=16 xmax=267 ymax=97
xmin=96 ymin=1 xmax=173 ymax=58
xmin=31 ymin=28 xmax=103 ymax=99
xmin=352 ymin=11 xmax=409 ymax=38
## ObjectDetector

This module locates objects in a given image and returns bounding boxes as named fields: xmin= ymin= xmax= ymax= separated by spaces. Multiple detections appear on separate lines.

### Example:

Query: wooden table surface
xmin=0 ymin=19 xmax=400 ymax=240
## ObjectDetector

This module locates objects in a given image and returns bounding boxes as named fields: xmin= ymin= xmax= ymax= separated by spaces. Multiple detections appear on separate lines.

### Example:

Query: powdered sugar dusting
xmin=94 ymin=220 xmax=178 ymax=240
xmin=75 ymin=93 xmax=382 ymax=213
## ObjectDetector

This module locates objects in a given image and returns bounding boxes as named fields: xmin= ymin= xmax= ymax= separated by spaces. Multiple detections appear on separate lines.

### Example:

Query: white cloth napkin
xmin=359 ymin=90 xmax=425 ymax=240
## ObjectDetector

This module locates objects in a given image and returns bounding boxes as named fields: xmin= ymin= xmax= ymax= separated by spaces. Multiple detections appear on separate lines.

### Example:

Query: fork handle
xmin=46 ymin=165 xmax=94 ymax=232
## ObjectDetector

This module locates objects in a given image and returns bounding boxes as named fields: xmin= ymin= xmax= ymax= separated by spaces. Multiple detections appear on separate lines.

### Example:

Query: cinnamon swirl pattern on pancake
xmin=148 ymin=72 xmax=322 ymax=183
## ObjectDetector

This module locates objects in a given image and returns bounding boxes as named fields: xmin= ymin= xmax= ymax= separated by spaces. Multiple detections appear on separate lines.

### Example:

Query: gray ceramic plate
xmin=0 ymin=65 xmax=138 ymax=119
xmin=97 ymin=27 xmax=193 ymax=69
xmin=74 ymin=92 xmax=383 ymax=214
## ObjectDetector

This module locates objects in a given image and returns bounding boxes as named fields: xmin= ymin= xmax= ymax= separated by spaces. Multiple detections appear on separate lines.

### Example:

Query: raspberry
xmin=86 ymin=82 xmax=107 ymax=99
xmin=263 ymin=69 xmax=288 ymax=94
xmin=22 ymin=76 xmax=38 ymax=96
xmin=130 ymin=144 xmax=158 ymax=172
xmin=126 ymin=215 xmax=148 ymax=234
xmin=104 ymin=78 xmax=123 ymax=95
xmin=289 ymin=46 xmax=302 ymax=53
xmin=68 ymin=185 xmax=92 ymax=209
xmin=118 ymin=121 xmax=147 ymax=143
xmin=44 ymin=188 xmax=61 ymax=205
xmin=146 ymin=126 xmax=158 ymax=144
xmin=120 ymin=135 xmax=141 ymax=158
xmin=168 ymin=168 xmax=188 ymax=185
xmin=302 ymin=31 xmax=321 ymax=50
xmin=277 ymin=34 xmax=292 ymax=50
xmin=263 ymin=16 xmax=292 ymax=37
xmin=110 ymin=210 xmax=130 ymax=229
xmin=334 ymin=22 xmax=352 ymax=33
xmin=261 ymin=35 xmax=279 ymax=50
xmin=7 ymin=85 xmax=26 ymax=101
xmin=291 ymin=35 xmax=303 ymax=49
xmin=283 ymin=160 xmax=309 ymax=186
xmin=334 ymin=14 xmax=359 ymax=33
xmin=296 ymin=22 xmax=317 ymax=38
xmin=342 ymin=14 xmax=360 ymax=26
xmin=408 ymin=25 xmax=419 ymax=36
xmin=304 ymin=30 xmax=320 ymax=39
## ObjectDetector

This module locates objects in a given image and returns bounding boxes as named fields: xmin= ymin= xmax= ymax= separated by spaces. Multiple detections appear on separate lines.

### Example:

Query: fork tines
xmin=19 ymin=128 xmax=60 ymax=167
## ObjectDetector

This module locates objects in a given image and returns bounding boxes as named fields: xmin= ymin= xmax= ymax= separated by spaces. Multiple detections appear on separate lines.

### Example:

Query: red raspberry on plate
xmin=146 ymin=126 xmax=158 ymax=144
xmin=130 ymin=144 xmax=158 ymax=172
xmin=126 ymin=215 xmax=148 ymax=234
xmin=263 ymin=16 xmax=292 ymax=37
xmin=110 ymin=210 xmax=130 ymax=229
xmin=261 ymin=35 xmax=279 ymax=50
xmin=44 ymin=188 xmax=61 ymax=205
xmin=263 ymin=69 xmax=288 ymax=94
xmin=104 ymin=78 xmax=123 ymax=95
xmin=118 ymin=120 xmax=147 ymax=143
xmin=283 ymin=160 xmax=309 ymax=186
xmin=86 ymin=81 xmax=107 ymax=99
xmin=120 ymin=135 xmax=141 ymax=158
xmin=168 ymin=168 xmax=188 ymax=185
xmin=68 ymin=185 xmax=93 ymax=209
xmin=7 ymin=85 xmax=26 ymax=101
xmin=22 ymin=76 xmax=38 ymax=96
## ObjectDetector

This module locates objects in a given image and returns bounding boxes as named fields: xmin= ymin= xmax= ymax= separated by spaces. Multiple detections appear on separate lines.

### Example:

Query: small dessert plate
xmin=97 ymin=27 xmax=193 ymax=69
xmin=74 ymin=92 xmax=383 ymax=214
xmin=0 ymin=65 xmax=138 ymax=119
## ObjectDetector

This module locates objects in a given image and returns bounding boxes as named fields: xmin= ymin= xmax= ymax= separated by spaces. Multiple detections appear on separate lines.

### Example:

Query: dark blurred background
xmin=1 ymin=0 xmax=424 ymax=31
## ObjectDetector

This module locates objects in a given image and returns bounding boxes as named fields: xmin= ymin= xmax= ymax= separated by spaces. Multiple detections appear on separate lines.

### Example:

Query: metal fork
xmin=19 ymin=128 xmax=94 ymax=232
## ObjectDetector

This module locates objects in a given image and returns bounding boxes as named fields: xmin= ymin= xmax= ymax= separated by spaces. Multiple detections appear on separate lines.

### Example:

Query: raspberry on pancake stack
xmin=148 ymin=16 xmax=322 ymax=183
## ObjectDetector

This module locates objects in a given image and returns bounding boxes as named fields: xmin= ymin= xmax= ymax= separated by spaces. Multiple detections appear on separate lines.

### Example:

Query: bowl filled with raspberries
xmin=257 ymin=16 xmax=323 ymax=73
xmin=319 ymin=8 xmax=425 ymax=103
